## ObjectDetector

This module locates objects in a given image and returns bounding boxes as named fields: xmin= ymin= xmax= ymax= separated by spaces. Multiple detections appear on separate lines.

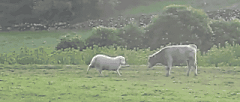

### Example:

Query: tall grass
xmin=0 ymin=45 xmax=156 ymax=65
xmin=203 ymin=42 xmax=240 ymax=67
xmin=0 ymin=42 xmax=240 ymax=67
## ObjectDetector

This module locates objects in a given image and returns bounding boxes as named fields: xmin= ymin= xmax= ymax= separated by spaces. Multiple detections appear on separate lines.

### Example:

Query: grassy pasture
xmin=0 ymin=30 xmax=92 ymax=54
xmin=0 ymin=65 xmax=240 ymax=102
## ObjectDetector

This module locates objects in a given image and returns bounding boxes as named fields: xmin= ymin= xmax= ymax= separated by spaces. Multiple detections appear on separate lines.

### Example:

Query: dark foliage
xmin=85 ymin=26 xmax=121 ymax=48
xmin=56 ymin=34 xmax=86 ymax=51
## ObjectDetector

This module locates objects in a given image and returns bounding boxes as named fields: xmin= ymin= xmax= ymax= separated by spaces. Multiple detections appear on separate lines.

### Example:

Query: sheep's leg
xmin=116 ymin=66 xmax=122 ymax=76
xmin=116 ymin=69 xmax=121 ymax=76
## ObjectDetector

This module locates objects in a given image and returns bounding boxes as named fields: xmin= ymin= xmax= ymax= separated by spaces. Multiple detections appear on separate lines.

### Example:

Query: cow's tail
xmin=189 ymin=47 xmax=197 ymax=65
xmin=188 ymin=48 xmax=197 ymax=63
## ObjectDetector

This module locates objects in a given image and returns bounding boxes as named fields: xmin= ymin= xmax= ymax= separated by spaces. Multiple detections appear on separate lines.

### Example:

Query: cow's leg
xmin=188 ymin=60 xmax=197 ymax=76
xmin=98 ymin=69 xmax=103 ymax=76
xmin=186 ymin=60 xmax=191 ymax=76
xmin=189 ymin=60 xmax=198 ymax=76
xmin=86 ymin=65 xmax=92 ymax=74
xmin=166 ymin=58 xmax=173 ymax=77
xmin=116 ymin=69 xmax=121 ymax=76
xmin=166 ymin=66 xmax=170 ymax=77
xmin=193 ymin=62 xmax=198 ymax=76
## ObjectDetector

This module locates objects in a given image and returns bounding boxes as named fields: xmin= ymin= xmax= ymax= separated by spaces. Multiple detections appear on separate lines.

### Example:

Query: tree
xmin=145 ymin=5 xmax=214 ymax=53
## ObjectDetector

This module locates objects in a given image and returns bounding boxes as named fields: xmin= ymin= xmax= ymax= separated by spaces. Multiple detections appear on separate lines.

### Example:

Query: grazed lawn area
xmin=0 ymin=65 xmax=240 ymax=102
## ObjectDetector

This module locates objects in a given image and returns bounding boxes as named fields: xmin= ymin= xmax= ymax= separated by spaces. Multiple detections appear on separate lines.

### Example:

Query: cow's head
xmin=148 ymin=55 xmax=157 ymax=68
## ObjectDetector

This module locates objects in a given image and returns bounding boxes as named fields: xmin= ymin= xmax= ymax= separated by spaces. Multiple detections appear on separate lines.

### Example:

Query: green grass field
xmin=0 ymin=65 xmax=240 ymax=102
xmin=1 ymin=1 xmax=240 ymax=101
xmin=0 ymin=30 xmax=92 ymax=54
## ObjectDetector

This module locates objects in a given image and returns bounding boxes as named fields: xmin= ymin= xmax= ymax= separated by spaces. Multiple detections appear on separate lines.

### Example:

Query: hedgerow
xmin=54 ymin=5 xmax=240 ymax=55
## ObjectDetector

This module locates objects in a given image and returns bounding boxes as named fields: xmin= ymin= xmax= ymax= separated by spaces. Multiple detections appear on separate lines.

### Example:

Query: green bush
xmin=204 ymin=42 xmax=239 ymax=67
xmin=49 ymin=48 xmax=85 ymax=65
xmin=85 ymin=26 xmax=121 ymax=48
xmin=118 ymin=21 xmax=146 ymax=49
xmin=56 ymin=34 xmax=85 ymax=51
xmin=210 ymin=18 xmax=240 ymax=47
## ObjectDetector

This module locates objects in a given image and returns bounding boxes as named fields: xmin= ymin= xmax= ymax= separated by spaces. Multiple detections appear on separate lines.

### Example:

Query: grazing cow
xmin=87 ymin=54 xmax=128 ymax=76
xmin=148 ymin=44 xmax=197 ymax=77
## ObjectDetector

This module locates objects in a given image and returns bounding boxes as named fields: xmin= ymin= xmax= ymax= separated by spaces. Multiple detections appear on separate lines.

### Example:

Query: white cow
xmin=87 ymin=54 xmax=128 ymax=76
xmin=148 ymin=44 xmax=197 ymax=77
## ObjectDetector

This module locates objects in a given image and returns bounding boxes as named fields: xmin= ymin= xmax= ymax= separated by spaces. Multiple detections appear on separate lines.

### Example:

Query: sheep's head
xmin=118 ymin=56 xmax=126 ymax=65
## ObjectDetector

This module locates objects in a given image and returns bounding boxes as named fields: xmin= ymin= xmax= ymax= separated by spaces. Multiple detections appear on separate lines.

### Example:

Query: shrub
xmin=118 ymin=21 xmax=146 ymax=49
xmin=56 ymin=34 xmax=85 ymax=51
xmin=204 ymin=42 xmax=235 ymax=67
xmin=85 ymin=26 xmax=121 ymax=48
xmin=210 ymin=18 xmax=240 ymax=47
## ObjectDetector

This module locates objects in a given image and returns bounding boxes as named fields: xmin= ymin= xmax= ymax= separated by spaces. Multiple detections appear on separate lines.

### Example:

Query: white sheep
xmin=87 ymin=54 xmax=128 ymax=76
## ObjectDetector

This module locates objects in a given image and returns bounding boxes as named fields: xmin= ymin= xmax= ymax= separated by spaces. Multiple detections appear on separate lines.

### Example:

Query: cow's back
xmin=161 ymin=45 xmax=196 ymax=65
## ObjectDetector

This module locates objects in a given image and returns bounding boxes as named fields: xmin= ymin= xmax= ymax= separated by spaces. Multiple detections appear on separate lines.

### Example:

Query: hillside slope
xmin=121 ymin=0 xmax=240 ymax=16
